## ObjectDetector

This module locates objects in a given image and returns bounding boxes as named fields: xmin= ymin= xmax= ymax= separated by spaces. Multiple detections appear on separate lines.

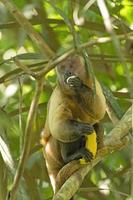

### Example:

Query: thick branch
xmin=52 ymin=105 xmax=132 ymax=200
xmin=105 ymin=106 xmax=132 ymax=146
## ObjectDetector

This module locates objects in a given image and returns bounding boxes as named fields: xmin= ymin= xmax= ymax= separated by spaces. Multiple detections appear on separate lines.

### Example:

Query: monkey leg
xmin=59 ymin=137 xmax=93 ymax=164
xmin=44 ymin=136 xmax=64 ymax=192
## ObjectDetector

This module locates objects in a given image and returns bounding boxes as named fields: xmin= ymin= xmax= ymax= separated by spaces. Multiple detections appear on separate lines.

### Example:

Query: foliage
xmin=0 ymin=0 xmax=132 ymax=200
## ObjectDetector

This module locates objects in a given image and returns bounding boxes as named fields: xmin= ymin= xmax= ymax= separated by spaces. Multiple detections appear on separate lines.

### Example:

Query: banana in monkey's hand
xmin=80 ymin=130 xmax=97 ymax=164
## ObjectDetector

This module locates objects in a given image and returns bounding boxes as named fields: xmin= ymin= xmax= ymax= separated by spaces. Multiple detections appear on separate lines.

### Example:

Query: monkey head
xmin=56 ymin=54 xmax=88 ymax=93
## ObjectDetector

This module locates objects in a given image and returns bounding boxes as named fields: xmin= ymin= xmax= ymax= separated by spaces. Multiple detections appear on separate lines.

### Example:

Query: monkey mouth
xmin=66 ymin=75 xmax=77 ymax=86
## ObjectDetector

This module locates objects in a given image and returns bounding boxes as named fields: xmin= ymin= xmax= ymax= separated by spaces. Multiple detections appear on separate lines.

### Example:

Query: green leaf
xmin=47 ymin=1 xmax=71 ymax=28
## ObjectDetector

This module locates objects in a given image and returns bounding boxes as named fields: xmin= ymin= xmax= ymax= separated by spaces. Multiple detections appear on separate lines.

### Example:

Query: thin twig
xmin=8 ymin=78 xmax=44 ymax=200
xmin=97 ymin=0 xmax=133 ymax=97
xmin=0 ymin=17 xmax=130 ymax=33
xmin=14 ymin=58 xmax=36 ymax=77
xmin=18 ymin=78 xmax=23 ymax=151
xmin=131 ymin=104 xmax=133 ymax=198
xmin=8 ymin=103 xmax=47 ymax=117
xmin=36 ymin=32 xmax=133 ymax=77
xmin=0 ymin=33 xmax=132 ymax=84
xmin=79 ymin=187 xmax=129 ymax=197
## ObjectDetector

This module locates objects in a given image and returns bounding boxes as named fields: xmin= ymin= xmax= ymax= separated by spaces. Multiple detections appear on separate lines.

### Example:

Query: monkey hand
xmin=65 ymin=75 xmax=83 ymax=88
xmin=80 ymin=130 xmax=97 ymax=164
xmin=71 ymin=120 xmax=94 ymax=136
xmin=80 ymin=147 xmax=94 ymax=162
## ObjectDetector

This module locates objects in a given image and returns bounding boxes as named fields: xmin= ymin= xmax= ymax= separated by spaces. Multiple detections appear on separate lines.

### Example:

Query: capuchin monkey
xmin=41 ymin=54 xmax=106 ymax=196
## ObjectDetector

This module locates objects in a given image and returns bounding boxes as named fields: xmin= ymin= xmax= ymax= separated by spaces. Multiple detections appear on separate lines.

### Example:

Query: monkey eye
xmin=66 ymin=71 xmax=73 ymax=77
xmin=68 ymin=71 xmax=72 ymax=76
xmin=64 ymin=71 xmax=73 ymax=83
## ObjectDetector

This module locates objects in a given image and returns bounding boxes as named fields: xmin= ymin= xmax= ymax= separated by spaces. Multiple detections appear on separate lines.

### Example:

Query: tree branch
xmin=97 ymin=0 xmax=133 ymax=96
xmin=52 ymin=105 xmax=132 ymax=200
xmin=0 ymin=33 xmax=132 ymax=84
xmin=7 ymin=78 xmax=44 ymax=200
xmin=1 ymin=0 xmax=54 ymax=58
xmin=13 ymin=58 xmax=36 ymax=77
xmin=0 ymin=17 xmax=130 ymax=34
xmin=36 ymin=32 xmax=133 ymax=77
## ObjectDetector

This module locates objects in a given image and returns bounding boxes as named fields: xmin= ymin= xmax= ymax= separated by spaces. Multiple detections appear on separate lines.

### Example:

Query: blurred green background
xmin=0 ymin=0 xmax=133 ymax=200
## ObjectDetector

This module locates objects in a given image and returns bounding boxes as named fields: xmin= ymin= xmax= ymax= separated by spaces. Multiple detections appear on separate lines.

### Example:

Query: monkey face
xmin=56 ymin=54 xmax=87 ymax=91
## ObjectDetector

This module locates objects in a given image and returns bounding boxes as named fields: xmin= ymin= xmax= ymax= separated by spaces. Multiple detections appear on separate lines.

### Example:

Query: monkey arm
xmin=65 ymin=75 xmax=94 ymax=109
xmin=49 ymin=103 xmax=94 ymax=143
xmin=66 ymin=75 xmax=106 ymax=120
xmin=65 ymin=75 xmax=91 ymax=93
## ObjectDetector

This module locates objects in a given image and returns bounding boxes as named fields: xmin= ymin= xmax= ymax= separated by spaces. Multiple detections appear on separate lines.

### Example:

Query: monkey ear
xmin=40 ymin=128 xmax=50 ymax=146
xmin=40 ymin=129 xmax=46 ymax=145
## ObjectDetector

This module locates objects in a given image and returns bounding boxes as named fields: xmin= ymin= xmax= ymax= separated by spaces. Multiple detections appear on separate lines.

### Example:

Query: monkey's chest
xmin=72 ymin=105 xmax=98 ymax=124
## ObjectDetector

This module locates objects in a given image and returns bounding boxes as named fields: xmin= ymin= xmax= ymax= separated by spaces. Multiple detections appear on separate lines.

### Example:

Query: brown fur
xmin=41 ymin=54 xmax=106 ymax=195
